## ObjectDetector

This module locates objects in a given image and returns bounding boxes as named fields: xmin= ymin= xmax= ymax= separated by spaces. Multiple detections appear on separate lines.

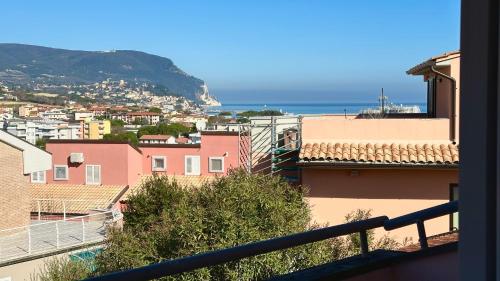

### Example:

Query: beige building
xmin=82 ymin=119 xmax=111 ymax=139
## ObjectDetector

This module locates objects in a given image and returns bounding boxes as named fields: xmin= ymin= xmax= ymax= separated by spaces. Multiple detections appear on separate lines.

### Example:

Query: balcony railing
xmin=85 ymin=201 xmax=458 ymax=281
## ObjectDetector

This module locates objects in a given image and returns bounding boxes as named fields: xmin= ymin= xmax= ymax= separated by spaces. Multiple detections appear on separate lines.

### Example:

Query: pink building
xmin=41 ymin=131 xmax=240 ymax=187
xmin=298 ymin=51 xmax=461 ymax=241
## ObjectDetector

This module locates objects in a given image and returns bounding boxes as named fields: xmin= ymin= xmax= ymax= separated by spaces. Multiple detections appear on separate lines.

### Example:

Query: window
xmin=209 ymin=157 xmax=224 ymax=173
xmin=86 ymin=165 xmax=101 ymax=185
xmin=185 ymin=156 xmax=200 ymax=176
xmin=450 ymin=184 xmax=459 ymax=231
xmin=152 ymin=156 xmax=166 ymax=172
xmin=53 ymin=165 xmax=68 ymax=180
xmin=31 ymin=171 xmax=46 ymax=183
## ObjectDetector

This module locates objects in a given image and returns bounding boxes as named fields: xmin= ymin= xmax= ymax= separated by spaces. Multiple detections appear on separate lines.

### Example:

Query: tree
xmin=35 ymin=138 xmax=46 ymax=150
xmin=148 ymin=107 xmax=162 ymax=114
xmin=132 ymin=117 xmax=149 ymax=125
xmin=137 ymin=123 xmax=192 ymax=138
xmin=38 ymin=172 xmax=400 ymax=280
xmin=103 ymin=132 xmax=139 ymax=146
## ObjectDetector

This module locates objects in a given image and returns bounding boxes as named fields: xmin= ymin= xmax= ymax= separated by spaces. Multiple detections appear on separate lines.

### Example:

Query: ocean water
xmin=207 ymin=103 xmax=427 ymax=115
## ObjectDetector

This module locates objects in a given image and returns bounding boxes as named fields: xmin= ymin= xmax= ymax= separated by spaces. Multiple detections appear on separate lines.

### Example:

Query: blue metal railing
xmin=85 ymin=201 xmax=458 ymax=281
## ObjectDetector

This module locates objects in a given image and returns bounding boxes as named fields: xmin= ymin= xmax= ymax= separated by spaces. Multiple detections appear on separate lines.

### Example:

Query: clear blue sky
xmin=1 ymin=0 xmax=460 ymax=103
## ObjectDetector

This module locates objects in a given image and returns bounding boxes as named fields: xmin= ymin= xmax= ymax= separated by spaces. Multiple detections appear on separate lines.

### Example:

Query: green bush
xmin=30 ymin=257 xmax=92 ymax=281
xmin=38 ymin=171 xmax=400 ymax=280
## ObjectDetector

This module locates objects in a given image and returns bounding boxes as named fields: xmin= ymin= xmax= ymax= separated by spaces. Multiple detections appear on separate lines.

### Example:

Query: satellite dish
xmin=196 ymin=120 xmax=207 ymax=131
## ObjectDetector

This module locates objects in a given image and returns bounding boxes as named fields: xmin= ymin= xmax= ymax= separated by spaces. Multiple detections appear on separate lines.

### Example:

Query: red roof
xmin=139 ymin=135 xmax=173 ymax=140
xmin=126 ymin=112 xmax=160 ymax=116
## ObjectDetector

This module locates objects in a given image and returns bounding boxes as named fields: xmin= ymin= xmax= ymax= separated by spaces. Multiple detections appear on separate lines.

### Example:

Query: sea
xmin=206 ymin=103 xmax=427 ymax=115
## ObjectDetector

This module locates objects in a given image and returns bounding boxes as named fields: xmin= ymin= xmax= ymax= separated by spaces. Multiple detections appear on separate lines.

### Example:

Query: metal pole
xmin=82 ymin=218 xmax=85 ymax=243
xmin=37 ymin=200 xmax=41 ymax=221
xmin=28 ymin=226 xmax=31 ymax=254
xmin=416 ymin=220 xmax=428 ymax=248
xmin=63 ymin=201 xmax=66 ymax=220
xmin=359 ymin=231 xmax=369 ymax=256
xmin=56 ymin=221 xmax=60 ymax=249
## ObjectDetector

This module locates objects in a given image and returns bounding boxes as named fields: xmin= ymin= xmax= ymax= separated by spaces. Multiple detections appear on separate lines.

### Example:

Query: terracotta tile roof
xmin=139 ymin=134 xmax=173 ymax=140
xmin=123 ymin=175 xmax=216 ymax=200
xmin=126 ymin=112 xmax=160 ymax=116
xmin=407 ymin=50 xmax=460 ymax=75
xmin=399 ymin=232 xmax=458 ymax=252
xmin=299 ymin=142 xmax=459 ymax=165
xmin=30 ymin=184 xmax=127 ymax=213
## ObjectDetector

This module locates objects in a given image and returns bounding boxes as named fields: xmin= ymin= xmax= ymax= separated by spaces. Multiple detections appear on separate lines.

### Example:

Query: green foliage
xmin=110 ymin=119 xmax=125 ymax=127
xmin=137 ymin=123 xmax=192 ymax=138
xmin=103 ymin=132 xmax=139 ymax=146
xmin=218 ymin=111 xmax=232 ymax=116
xmin=149 ymin=107 xmax=163 ymax=114
xmin=94 ymin=171 xmax=335 ymax=280
xmin=38 ymin=173 xmax=401 ymax=280
xmin=35 ymin=138 xmax=46 ymax=150
xmin=238 ymin=110 xmax=283 ymax=118
xmin=30 ymin=257 xmax=92 ymax=281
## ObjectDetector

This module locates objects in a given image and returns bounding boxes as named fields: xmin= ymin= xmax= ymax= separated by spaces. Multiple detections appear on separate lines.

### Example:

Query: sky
xmin=0 ymin=1 xmax=460 ymax=103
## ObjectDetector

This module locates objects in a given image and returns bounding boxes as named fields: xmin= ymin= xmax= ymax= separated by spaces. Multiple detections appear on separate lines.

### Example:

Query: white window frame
xmin=53 ymin=165 xmax=68 ymax=181
xmin=86 ymin=165 xmax=101 ymax=185
xmin=209 ymin=157 xmax=224 ymax=173
xmin=152 ymin=156 xmax=167 ymax=172
xmin=185 ymin=155 xmax=201 ymax=176
xmin=31 ymin=171 xmax=46 ymax=183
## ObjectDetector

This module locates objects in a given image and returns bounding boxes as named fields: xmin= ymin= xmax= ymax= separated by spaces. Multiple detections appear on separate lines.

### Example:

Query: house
xmin=297 ymin=51 xmax=461 ymax=240
xmin=139 ymin=134 xmax=177 ymax=144
xmin=111 ymin=112 xmax=160 ymax=125
xmin=7 ymin=119 xmax=82 ymax=144
xmin=0 ymin=130 xmax=51 ymax=230
xmin=40 ymin=131 xmax=240 ymax=188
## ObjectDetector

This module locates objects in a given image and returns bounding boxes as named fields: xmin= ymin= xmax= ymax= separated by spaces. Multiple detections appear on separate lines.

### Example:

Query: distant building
xmin=39 ymin=109 xmax=68 ymax=120
xmin=18 ymin=105 xmax=39 ymax=118
xmin=74 ymin=111 xmax=95 ymax=121
xmin=111 ymin=112 xmax=160 ymax=125
xmin=7 ymin=119 xmax=81 ymax=144
xmin=139 ymin=134 xmax=177 ymax=144
xmin=82 ymin=119 xmax=111 ymax=140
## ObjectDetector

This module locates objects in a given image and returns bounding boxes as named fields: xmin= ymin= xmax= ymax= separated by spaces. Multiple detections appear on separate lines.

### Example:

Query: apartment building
xmin=111 ymin=112 xmax=160 ymax=125
xmin=0 ymin=130 xmax=51 ymax=230
xmin=7 ymin=119 xmax=81 ymax=144
xmin=82 ymin=119 xmax=111 ymax=139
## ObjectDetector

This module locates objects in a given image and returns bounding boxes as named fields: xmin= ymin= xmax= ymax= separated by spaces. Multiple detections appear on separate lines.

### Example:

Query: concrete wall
xmin=0 ymin=142 xmax=30 ymax=231
xmin=302 ymin=168 xmax=458 ymax=241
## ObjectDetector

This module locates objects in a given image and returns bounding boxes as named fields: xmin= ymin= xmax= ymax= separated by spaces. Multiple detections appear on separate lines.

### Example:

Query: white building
xmin=7 ymin=119 xmax=81 ymax=144
xmin=39 ymin=109 xmax=68 ymax=121
xmin=74 ymin=111 xmax=95 ymax=121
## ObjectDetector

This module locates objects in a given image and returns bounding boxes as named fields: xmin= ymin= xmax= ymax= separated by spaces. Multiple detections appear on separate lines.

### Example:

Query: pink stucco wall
xmin=44 ymin=133 xmax=240 ymax=187
xmin=301 ymin=115 xmax=451 ymax=144
xmin=45 ymin=142 xmax=143 ymax=186
xmin=302 ymin=168 xmax=458 ymax=241
xmin=140 ymin=133 xmax=240 ymax=176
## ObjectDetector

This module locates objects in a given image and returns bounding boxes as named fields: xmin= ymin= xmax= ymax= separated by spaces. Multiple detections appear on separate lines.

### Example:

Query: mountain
xmin=0 ymin=43 xmax=206 ymax=100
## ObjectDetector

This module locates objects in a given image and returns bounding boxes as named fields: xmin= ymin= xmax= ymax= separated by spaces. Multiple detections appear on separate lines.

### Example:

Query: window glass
xmin=86 ymin=165 xmax=101 ymax=185
xmin=209 ymin=157 xmax=224 ymax=172
xmin=152 ymin=156 xmax=166 ymax=171
xmin=185 ymin=156 xmax=200 ymax=175
xmin=450 ymin=184 xmax=459 ymax=231
xmin=54 ymin=166 xmax=68 ymax=180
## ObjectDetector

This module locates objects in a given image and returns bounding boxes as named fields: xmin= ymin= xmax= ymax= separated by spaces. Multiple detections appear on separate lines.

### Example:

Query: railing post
xmin=416 ymin=220 xmax=428 ymax=249
xmin=28 ymin=226 xmax=31 ymax=254
xmin=37 ymin=200 xmax=41 ymax=221
xmin=56 ymin=221 xmax=60 ymax=249
xmin=359 ymin=230 xmax=369 ymax=256
xmin=82 ymin=218 xmax=85 ymax=243
xmin=63 ymin=201 xmax=66 ymax=220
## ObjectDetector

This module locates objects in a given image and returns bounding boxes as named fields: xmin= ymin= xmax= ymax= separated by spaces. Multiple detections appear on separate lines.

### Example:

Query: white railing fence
xmin=0 ymin=210 xmax=122 ymax=263
xmin=31 ymin=199 xmax=112 ymax=221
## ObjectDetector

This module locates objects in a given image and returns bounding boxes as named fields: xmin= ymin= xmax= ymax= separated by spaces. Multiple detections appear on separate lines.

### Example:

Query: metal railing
xmin=0 ymin=210 xmax=121 ymax=263
xmin=31 ymin=199 xmax=112 ymax=220
xmin=85 ymin=201 xmax=458 ymax=281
